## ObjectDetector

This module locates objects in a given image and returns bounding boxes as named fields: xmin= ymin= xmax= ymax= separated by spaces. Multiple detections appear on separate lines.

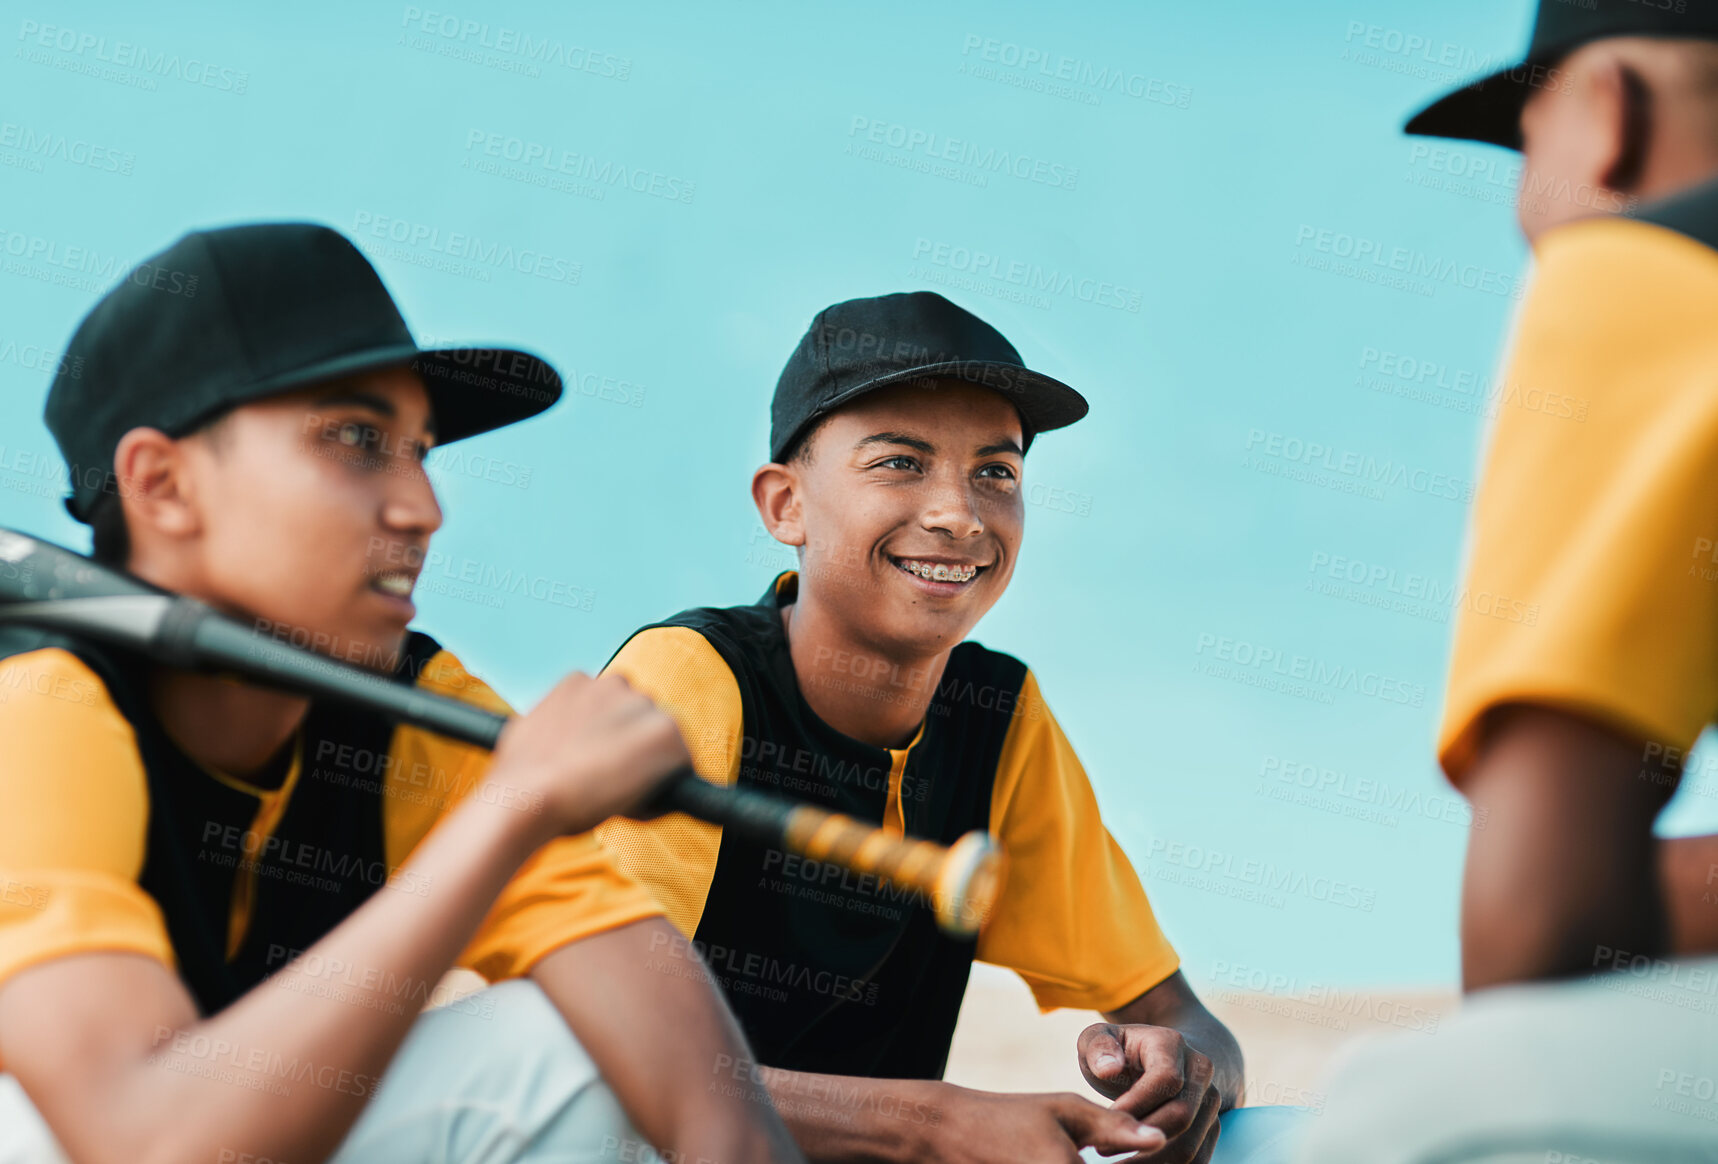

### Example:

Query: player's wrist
xmin=876 ymin=1079 xmax=953 ymax=1163
xmin=461 ymin=766 xmax=567 ymax=854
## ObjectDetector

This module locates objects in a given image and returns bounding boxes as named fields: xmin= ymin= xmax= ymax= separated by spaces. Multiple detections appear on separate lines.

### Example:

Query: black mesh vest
xmin=619 ymin=574 xmax=1028 ymax=1079
xmin=0 ymin=624 xmax=443 ymax=1017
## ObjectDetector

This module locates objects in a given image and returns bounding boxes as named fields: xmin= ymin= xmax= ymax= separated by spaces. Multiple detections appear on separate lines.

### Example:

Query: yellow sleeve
xmin=1440 ymin=216 xmax=1718 ymax=781
xmin=0 ymin=649 xmax=174 ymax=998
xmin=595 ymin=627 xmax=742 ymax=937
xmin=383 ymin=649 xmax=666 ymax=982
xmin=976 ymin=671 xmax=1180 ymax=1012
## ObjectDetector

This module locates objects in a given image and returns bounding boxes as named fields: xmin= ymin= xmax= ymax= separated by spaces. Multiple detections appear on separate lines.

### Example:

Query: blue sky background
xmin=6 ymin=1 xmax=1708 ymax=990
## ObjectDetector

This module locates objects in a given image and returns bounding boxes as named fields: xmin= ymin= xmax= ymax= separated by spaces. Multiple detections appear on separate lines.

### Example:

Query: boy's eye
xmin=978 ymin=464 xmax=1017 ymax=481
xmin=877 ymin=455 xmax=920 ymax=471
xmin=333 ymin=422 xmax=379 ymax=450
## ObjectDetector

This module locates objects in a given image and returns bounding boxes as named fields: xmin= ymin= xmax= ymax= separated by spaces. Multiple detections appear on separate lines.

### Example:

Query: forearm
xmin=756 ymin=1067 xmax=941 ymax=1164
xmin=126 ymin=791 xmax=554 ymax=1164
xmin=1460 ymin=706 xmax=1672 ymax=991
xmin=532 ymin=920 xmax=804 ymax=1164
xmin=1463 ymin=810 xmax=1667 ymax=988
xmin=1659 ymin=833 xmax=1718 ymax=955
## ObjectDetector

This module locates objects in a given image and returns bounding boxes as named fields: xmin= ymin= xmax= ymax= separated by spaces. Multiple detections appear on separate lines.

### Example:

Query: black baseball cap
xmin=45 ymin=221 xmax=563 ymax=522
xmin=769 ymin=291 xmax=1087 ymax=464
xmin=1406 ymin=0 xmax=1718 ymax=150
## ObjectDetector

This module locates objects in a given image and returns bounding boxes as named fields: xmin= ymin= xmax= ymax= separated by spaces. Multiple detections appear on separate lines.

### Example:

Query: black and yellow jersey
xmin=596 ymin=572 xmax=1179 ymax=1080
xmin=0 ymin=626 xmax=663 ymax=1059
xmin=1441 ymin=175 xmax=1718 ymax=779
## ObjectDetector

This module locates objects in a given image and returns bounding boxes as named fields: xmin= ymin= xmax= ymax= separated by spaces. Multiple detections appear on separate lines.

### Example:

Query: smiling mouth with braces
xmin=895 ymin=558 xmax=980 ymax=584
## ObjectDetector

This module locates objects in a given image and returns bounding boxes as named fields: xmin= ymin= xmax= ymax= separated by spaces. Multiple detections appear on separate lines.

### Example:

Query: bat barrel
xmin=781 ymin=811 xmax=1005 ymax=937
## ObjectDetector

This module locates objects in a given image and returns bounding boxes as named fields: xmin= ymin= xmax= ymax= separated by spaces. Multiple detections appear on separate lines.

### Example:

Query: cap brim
xmin=779 ymin=359 xmax=1089 ymax=461
xmin=413 ymin=346 xmax=562 ymax=443
xmin=169 ymin=343 xmax=563 ymax=445
xmin=1404 ymin=61 xmax=1533 ymax=150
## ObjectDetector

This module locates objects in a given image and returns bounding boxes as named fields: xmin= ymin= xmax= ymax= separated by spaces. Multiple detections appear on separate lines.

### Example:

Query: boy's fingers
xmin=1109 ymin=1029 xmax=1188 ymax=1116
xmin=1077 ymin=1023 xmax=1131 ymax=1086
xmin=1053 ymin=1094 xmax=1166 ymax=1155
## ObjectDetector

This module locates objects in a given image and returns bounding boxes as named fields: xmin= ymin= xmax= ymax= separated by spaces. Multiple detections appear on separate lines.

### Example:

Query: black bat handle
xmin=166 ymin=597 xmax=735 ymax=829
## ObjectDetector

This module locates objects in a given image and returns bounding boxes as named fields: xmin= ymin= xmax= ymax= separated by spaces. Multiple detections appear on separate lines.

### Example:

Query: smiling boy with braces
xmin=593 ymin=290 xmax=1310 ymax=1163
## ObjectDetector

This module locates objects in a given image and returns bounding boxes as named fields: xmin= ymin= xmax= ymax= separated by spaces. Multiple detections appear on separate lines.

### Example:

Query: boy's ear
xmin=751 ymin=462 xmax=806 ymax=548
xmin=113 ymin=427 xmax=204 ymax=543
xmin=1583 ymin=53 xmax=1652 ymax=193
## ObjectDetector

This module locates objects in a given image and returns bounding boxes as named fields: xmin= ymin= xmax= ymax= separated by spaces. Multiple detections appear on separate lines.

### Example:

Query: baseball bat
xmin=0 ymin=527 xmax=1004 ymax=936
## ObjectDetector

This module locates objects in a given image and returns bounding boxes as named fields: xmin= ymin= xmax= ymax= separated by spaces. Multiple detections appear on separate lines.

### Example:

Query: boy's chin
xmin=876 ymin=606 xmax=986 ymax=655
xmin=346 ymin=627 xmax=412 ymax=674
xmin=283 ymin=620 xmax=411 ymax=675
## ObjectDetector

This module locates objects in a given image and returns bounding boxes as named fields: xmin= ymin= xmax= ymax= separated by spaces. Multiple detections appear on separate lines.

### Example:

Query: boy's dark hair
xmin=88 ymin=491 xmax=129 ymax=567
xmin=780 ymin=416 xmax=829 ymax=467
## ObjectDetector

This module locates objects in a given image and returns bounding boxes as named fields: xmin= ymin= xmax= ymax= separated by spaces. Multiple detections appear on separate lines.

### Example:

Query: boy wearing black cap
xmin=1300 ymin=2 xmax=1718 ymax=1159
xmin=0 ymin=223 xmax=803 ymax=1164
xmin=596 ymin=292 xmax=1308 ymax=1163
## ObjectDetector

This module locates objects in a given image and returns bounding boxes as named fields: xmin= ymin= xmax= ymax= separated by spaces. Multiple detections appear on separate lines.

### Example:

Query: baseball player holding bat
xmin=0 ymin=222 xmax=814 ymax=1164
